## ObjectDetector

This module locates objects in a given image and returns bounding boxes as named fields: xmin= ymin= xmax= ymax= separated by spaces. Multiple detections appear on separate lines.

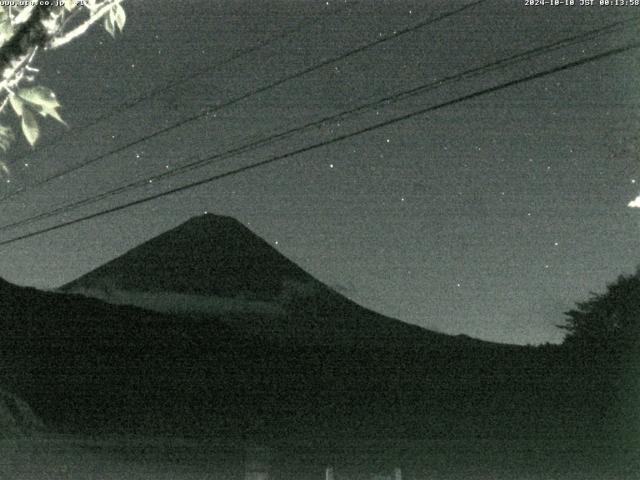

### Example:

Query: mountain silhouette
xmin=1 ymin=220 xmax=635 ymax=472
xmin=63 ymin=214 xmax=314 ymax=299
xmin=61 ymin=214 xmax=456 ymax=346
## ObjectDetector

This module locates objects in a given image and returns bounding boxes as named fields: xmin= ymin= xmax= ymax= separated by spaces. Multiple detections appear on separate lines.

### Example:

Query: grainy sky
xmin=0 ymin=0 xmax=638 ymax=344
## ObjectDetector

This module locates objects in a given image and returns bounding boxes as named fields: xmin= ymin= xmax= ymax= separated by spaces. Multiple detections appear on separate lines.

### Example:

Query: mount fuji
xmin=61 ymin=213 xmax=463 ymax=346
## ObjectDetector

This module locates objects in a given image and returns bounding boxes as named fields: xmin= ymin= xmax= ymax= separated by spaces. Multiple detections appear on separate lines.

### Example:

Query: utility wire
xmin=0 ymin=18 xmax=635 ymax=234
xmin=1 ymin=40 xmax=636 ymax=248
xmin=5 ymin=1 xmax=357 ymax=170
xmin=0 ymin=0 xmax=487 ymax=202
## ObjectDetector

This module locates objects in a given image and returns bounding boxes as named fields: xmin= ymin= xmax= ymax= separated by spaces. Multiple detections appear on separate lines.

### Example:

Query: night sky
xmin=0 ymin=0 xmax=638 ymax=345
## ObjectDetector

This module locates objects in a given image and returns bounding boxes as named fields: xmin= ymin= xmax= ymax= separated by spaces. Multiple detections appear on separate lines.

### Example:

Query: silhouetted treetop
xmin=560 ymin=268 xmax=640 ymax=352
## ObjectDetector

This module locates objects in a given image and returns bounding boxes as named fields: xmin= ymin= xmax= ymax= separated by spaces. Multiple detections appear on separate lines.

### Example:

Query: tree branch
xmin=0 ymin=5 xmax=65 ymax=90
xmin=49 ymin=0 xmax=125 ymax=49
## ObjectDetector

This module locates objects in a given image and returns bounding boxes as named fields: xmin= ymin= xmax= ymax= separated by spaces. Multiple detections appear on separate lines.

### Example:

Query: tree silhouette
xmin=559 ymin=268 xmax=640 ymax=354
xmin=558 ymin=269 xmax=640 ymax=451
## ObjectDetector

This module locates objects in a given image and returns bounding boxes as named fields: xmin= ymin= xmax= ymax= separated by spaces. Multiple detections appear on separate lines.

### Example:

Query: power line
xmin=0 ymin=18 xmax=634 ymax=234
xmin=2 ymin=0 xmax=357 ymax=185
xmin=1 ymin=40 xmax=636 ymax=248
xmin=0 ymin=0 xmax=487 ymax=202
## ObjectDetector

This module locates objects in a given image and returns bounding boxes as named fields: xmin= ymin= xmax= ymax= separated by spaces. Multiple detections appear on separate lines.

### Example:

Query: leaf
xmin=113 ymin=4 xmax=126 ymax=32
xmin=104 ymin=13 xmax=115 ymax=38
xmin=21 ymin=108 xmax=39 ymax=147
xmin=18 ymin=86 xmax=60 ymax=110
xmin=64 ymin=2 xmax=76 ymax=12
xmin=17 ymin=86 xmax=66 ymax=127
xmin=38 ymin=103 xmax=67 ymax=127
xmin=47 ymin=107 xmax=66 ymax=126
xmin=9 ymin=94 xmax=24 ymax=117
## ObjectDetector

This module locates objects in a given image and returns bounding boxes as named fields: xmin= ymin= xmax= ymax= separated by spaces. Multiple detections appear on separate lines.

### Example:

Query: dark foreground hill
xmin=2 ymin=276 xmax=636 ymax=451
xmin=2 ymin=276 xmax=502 ymax=432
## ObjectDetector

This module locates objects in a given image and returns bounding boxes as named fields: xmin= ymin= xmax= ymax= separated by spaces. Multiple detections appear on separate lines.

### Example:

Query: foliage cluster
xmin=0 ymin=1 xmax=126 ymax=177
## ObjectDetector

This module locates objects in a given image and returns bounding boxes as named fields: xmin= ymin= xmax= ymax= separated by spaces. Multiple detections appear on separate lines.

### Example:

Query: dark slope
xmin=1 ymin=277 xmax=636 ymax=472
xmin=1 ymin=278 xmax=240 ymax=434
xmin=0 ymin=278 xmax=524 ymax=438
xmin=60 ymin=214 xmax=466 ymax=347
